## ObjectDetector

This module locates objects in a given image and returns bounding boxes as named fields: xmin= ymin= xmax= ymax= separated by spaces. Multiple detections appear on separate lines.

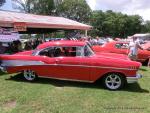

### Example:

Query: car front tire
xmin=23 ymin=70 xmax=37 ymax=81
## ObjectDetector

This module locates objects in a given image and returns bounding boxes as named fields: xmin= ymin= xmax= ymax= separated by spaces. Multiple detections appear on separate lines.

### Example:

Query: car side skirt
xmin=39 ymin=76 xmax=94 ymax=83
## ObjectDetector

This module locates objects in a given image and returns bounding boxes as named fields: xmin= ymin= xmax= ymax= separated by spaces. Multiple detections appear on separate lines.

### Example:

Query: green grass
xmin=0 ymin=67 xmax=150 ymax=113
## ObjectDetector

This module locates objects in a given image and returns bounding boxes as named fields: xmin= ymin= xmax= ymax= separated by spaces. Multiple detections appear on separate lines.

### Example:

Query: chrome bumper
xmin=126 ymin=74 xmax=142 ymax=83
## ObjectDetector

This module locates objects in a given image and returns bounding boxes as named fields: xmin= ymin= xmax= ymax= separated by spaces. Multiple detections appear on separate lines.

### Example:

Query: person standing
xmin=0 ymin=42 xmax=6 ymax=54
xmin=128 ymin=36 xmax=144 ymax=60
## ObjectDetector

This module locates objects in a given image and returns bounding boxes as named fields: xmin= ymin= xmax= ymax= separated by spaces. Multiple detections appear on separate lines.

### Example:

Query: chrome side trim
xmin=38 ymin=76 xmax=94 ymax=83
xmin=1 ymin=60 xmax=137 ymax=71
xmin=2 ymin=60 xmax=45 ymax=67
xmin=42 ymin=64 xmax=137 ymax=71
xmin=126 ymin=73 xmax=142 ymax=83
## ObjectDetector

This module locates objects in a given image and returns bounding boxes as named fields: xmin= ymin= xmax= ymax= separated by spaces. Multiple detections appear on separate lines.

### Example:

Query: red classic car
xmin=0 ymin=40 xmax=142 ymax=90
xmin=93 ymin=41 xmax=150 ymax=65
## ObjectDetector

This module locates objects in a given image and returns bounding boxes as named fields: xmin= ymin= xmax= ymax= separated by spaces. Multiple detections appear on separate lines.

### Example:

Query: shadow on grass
xmin=6 ymin=73 xmax=103 ymax=89
xmin=0 ymin=71 xmax=6 ymax=76
xmin=6 ymin=73 xmax=149 ymax=93
xmin=123 ymin=83 xmax=149 ymax=93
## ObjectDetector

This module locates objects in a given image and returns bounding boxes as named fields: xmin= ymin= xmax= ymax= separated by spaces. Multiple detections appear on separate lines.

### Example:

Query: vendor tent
xmin=0 ymin=10 xmax=92 ymax=34
xmin=133 ymin=33 xmax=150 ymax=41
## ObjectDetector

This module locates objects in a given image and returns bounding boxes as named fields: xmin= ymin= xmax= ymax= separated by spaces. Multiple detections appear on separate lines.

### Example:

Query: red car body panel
xmin=0 ymin=41 xmax=141 ymax=83
xmin=93 ymin=41 xmax=150 ymax=63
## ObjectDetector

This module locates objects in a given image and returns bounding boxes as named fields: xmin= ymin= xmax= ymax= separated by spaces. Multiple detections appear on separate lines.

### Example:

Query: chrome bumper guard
xmin=126 ymin=74 xmax=142 ymax=83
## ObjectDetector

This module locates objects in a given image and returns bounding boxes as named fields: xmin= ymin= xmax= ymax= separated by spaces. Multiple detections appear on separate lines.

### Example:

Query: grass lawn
xmin=0 ymin=66 xmax=150 ymax=113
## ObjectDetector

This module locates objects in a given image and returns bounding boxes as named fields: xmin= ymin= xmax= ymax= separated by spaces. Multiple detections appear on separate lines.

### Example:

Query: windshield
xmin=32 ymin=49 xmax=39 ymax=56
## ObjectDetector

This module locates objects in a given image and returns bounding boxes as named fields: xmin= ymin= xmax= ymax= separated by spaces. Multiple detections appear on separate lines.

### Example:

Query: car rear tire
xmin=23 ymin=70 xmax=37 ymax=81
xmin=102 ymin=73 xmax=125 ymax=90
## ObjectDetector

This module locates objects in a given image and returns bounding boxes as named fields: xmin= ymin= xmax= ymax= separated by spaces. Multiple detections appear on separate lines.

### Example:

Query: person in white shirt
xmin=128 ymin=36 xmax=144 ymax=60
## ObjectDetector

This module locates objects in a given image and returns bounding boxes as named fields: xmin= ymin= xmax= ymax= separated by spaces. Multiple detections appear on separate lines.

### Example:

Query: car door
xmin=55 ymin=57 xmax=91 ymax=81
xmin=36 ymin=47 xmax=65 ymax=78
xmin=54 ymin=46 xmax=91 ymax=81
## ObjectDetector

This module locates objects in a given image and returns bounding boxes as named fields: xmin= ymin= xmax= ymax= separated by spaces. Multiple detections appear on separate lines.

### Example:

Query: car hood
xmin=95 ymin=52 xmax=129 ymax=60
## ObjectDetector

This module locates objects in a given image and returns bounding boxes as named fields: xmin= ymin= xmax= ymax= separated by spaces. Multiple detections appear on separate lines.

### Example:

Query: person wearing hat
xmin=128 ymin=36 xmax=144 ymax=60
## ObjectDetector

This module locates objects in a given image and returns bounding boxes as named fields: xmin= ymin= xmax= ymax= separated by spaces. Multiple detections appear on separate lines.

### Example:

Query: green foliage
xmin=32 ymin=0 xmax=55 ymax=15
xmin=142 ymin=21 xmax=150 ymax=33
xmin=56 ymin=0 xmax=91 ymax=23
xmin=89 ymin=10 xmax=143 ymax=38
xmin=12 ymin=0 xmax=55 ymax=14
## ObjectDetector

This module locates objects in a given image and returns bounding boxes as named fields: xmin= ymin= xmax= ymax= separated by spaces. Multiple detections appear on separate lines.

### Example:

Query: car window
xmin=84 ymin=45 xmax=94 ymax=57
xmin=38 ymin=47 xmax=55 ymax=57
xmin=38 ymin=46 xmax=83 ymax=57
xmin=115 ymin=43 xmax=129 ymax=49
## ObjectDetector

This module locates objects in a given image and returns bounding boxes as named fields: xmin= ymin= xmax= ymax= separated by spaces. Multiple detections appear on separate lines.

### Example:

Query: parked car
xmin=92 ymin=41 xmax=150 ymax=65
xmin=142 ymin=41 xmax=150 ymax=51
xmin=0 ymin=40 xmax=142 ymax=90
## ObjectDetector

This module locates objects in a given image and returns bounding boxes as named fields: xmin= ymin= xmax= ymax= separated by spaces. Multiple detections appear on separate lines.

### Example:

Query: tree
xmin=0 ymin=0 xmax=5 ymax=7
xmin=142 ymin=21 xmax=150 ymax=33
xmin=56 ymin=0 xmax=91 ymax=23
xmin=12 ymin=0 xmax=34 ymax=13
xmin=12 ymin=0 xmax=55 ymax=15
xmin=89 ymin=10 xmax=105 ymax=36
xmin=32 ymin=0 xmax=55 ymax=15
xmin=89 ymin=10 xmax=143 ymax=38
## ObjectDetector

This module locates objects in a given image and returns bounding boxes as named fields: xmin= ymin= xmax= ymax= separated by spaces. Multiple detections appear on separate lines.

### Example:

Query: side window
xmin=38 ymin=46 xmax=83 ymax=57
xmin=115 ymin=43 xmax=128 ymax=49
xmin=61 ymin=46 xmax=82 ymax=57
xmin=115 ymin=43 xmax=122 ymax=49
xmin=39 ymin=47 xmax=55 ymax=57
xmin=39 ymin=47 xmax=63 ymax=57
xmin=84 ymin=45 xmax=93 ymax=56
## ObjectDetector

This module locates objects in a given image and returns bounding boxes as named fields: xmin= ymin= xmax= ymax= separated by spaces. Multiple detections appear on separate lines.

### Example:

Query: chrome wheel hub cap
xmin=105 ymin=74 xmax=121 ymax=90
xmin=24 ymin=70 xmax=36 ymax=81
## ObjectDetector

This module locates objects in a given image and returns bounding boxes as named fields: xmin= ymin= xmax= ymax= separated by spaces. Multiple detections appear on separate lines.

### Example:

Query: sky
xmin=0 ymin=0 xmax=150 ymax=21
xmin=0 ymin=0 xmax=13 ymax=11
xmin=86 ymin=0 xmax=150 ymax=21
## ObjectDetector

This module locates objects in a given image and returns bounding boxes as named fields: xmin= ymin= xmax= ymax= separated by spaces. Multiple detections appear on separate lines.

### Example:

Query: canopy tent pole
xmin=85 ymin=30 xmax=87 ymax=37
xmin=43 ymin=34 xmax=45 ymax=41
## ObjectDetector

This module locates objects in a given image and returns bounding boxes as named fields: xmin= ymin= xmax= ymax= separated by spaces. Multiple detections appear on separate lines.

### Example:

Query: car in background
xmin=0 ymin=40 xmax=142 ymax=90
xmin=142 ymin=41 xmax=150 ymax=51
xmin=92 ymin=41 xmax=150 ymax=65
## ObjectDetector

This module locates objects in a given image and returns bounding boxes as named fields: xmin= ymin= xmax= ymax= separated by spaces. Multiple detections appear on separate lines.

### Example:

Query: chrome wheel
xmin=23 ymin=70 xmax=37 ymax=81
xmin=104 ymin=73 xmax=124 ymax=90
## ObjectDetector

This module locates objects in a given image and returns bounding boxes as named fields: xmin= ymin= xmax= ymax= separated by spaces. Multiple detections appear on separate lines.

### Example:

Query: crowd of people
xmin=24 ymin=38 xmax=44 ymax=50
xmin=0 ymin=38 xmax=45 ymax=54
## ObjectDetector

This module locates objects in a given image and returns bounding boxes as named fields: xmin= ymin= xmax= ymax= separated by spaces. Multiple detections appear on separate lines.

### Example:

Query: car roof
xmin=37 ymin=40 xmax=86 ymax=49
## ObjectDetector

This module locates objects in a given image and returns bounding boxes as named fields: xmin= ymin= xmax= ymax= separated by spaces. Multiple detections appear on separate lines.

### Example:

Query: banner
xmin=0 ymin=28 xmax=19 ymax=42
xmin=14 ymin=22 xmax=27 ymax=31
